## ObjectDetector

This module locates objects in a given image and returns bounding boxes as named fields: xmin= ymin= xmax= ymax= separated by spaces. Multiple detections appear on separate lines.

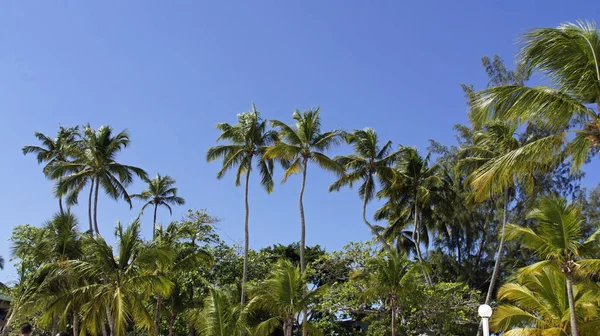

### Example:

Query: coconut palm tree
xmin=248 ymin=259 xmax=323 ymax=336
xmin=375 ymin=147 xmax=447 ymax=285
xmin=329 ymin=128 xmax=399 ymax=252
xmin=266 ymin=108 xmax=343 ymax=274
xmin=132 ymin=174 xmax=185 ymax=238
xmin=355 ymin=250 xmax=416 ymax=336
xmin=469 ymin=21 xmax=600 ymax=198
xmin=206 ymin=105 xmax=278 ymax=305
xmin=22 ymin=126 xmax=80 ymax=214
xmin=491 ymin=267 xmax=600 ymax=335
xmin=457 ymin=121 xmax=522 ymax=305
xmin=504 ymin=197 xmax=600 ymax=336
xmin=190 ymin=286 xmax=250 ymax=336
xmin=71 ymin=219 xmax=174 ymax=336
xmin=53 ymin=125 xmax=148 ymax=235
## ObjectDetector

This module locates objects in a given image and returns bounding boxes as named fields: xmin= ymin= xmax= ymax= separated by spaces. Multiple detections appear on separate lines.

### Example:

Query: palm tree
xmin=190 ymin=286 xmax=250 ymax=336
xmin=53 ymin=125 xmax=148 ymax=235
xmin=248 ymin=259 xmax=323 ymax=336
xmin=329 ymin=128 xmax=399 ymax=252
xmin=504 ymin=197 xmax=600 ymax=336
xmin=375 ymin=147 xmax=446 ymax=285
xmin=206 ymin=104 xmax=278 ymax=305
xmin=491 ymin=267 xmax=600 ymax=335
xmin=22 ymin=126 xmax=80 ymax=214
xmin=457 ymin=121 xmax=521 ymax=305
xmin=356 ymin=250 xmax=416 ymax=336
xmin=469 ymin=21 xmax=600 ymax=198
xmin=71 ymin=219 xmax=174 ymax=336
xmin=266 ymin=108 xmax=343 ymax=274
xmin=132 ymin=174 xmax=185 ymax=239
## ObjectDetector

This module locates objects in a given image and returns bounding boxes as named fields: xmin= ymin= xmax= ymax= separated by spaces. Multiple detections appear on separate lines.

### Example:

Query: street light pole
xmin=478 ymin=304 xmax=493 ymax=336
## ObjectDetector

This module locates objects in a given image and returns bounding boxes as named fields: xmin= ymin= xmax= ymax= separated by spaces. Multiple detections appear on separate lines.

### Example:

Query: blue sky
xmin=1 ymin=1 xmax=598 ymax=283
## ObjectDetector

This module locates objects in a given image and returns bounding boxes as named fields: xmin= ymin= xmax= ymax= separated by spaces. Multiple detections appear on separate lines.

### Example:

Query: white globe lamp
xmin=478 ymin=304 xmax=493 ymax=336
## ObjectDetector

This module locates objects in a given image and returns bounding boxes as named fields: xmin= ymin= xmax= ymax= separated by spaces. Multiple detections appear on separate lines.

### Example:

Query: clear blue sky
xmin=1 ymin=1 xmax=598 ymax=283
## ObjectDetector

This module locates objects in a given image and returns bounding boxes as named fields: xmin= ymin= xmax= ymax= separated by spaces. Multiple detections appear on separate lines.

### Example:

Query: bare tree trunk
xmin=391 ymin=308 xmax=396 ymax=336
xmin=58 ymin=175 xmax=65 ymax=215
xmin=153 ymin=202 xmax=158 ymax=239
xmin=413 ymin=200 xmax=432 ymax=285
xmin=51 ymin=315 xmax=59 ymax=336
xmin=566 ymin=274 xmax=580 ymax=336
xmin=106 ymin=307 xmax=115 ymax=336
xmin=241 ymin=168 xmax=251 ymax=306
xmin=100 ymin=321 xmax=108 ymax=336
xmin=88 ymin=179 xmax=95 ymax=234
xmin=154 ymin=296 xmax=162 ymax=336
xmin=94 ymin=177 xmax=101 ymax=235
xmin=362 ymin=176 xmax=392 ymax=252
xmin=284 ymin=320 xmax=293 ymax=336
xmin=485 ymin=190 xmax=509 ymax=305
xmin=167 ymin=311 xmax=175 ymax=336
xmin=299 ymin=160 xmax=308 ymax=336
xmin=73 ymin=310 xmax=80 ymax=336
xmin=187 ymin=322 xmax=194 ymax=336
xmin=1 ymin=309 xmax=15 ymax=336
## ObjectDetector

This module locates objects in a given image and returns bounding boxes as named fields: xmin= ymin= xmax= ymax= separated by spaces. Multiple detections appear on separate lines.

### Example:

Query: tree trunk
xmin=106 ymin=307 xmax=115 ymax=336
xmin=566 ymin=274 xmax=580 ymax=336
xmin=391 ymin=308 xmax=396 ymax=336
xmin=154 ymin=296 xmax=162 ymax=336
xmin=88 ymin=179 xmax=95 ymax=234
xmin=362 ymin=175 xmax=392 ymax=252
xmin=283 ymin=320 xmax=293 ymax=336
xmin=168 ymin=311 xmax=175 ymax=336
xmin=100 ymin=320 xmax=108 ymax=336
xmin=299 ymin=159 xmax=308 ymax=336
xmin=241 ymin=168 xmax=251 ymax=306
xmin=51 ymin=315 xmax=59 ymax=336
xmin=73 ymin=310 xmax=80 ymax=336
xmin=93 ymin=177 xmax=101 ymax=235
xmin=1 ymin=309 xmax=15 ymax=336
xmin=187 ymin=322 xmax=195 ymax=336
xmin=58 ymin=175 xmax=65 ymax=215
xmin=485 ymin=190 xmax=509 ymax=305
xmin=153 ymin=202 xmax=159 ymax=239
xmin=413 ymin=200 xmax=432 ymax=285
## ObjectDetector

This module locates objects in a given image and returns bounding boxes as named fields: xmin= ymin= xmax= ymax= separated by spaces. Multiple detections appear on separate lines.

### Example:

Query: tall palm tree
xmin=22 ymin=126 xmax=80 ymax=214
xmin=53 ymin=125 xmax=148 ymax=236
xmin=190 ymin=286 xmax=250 ymax=336
xmin=457 ymin=121 xmax=521 ymax=305
xmin=329 ymin=128 xmax=399 ymax=252
xmin=469 ymin=21 xmax=600 ymax=197
xmin=375 ymin=147 xmax=446 ymax=285
xmin=266 ymin=108 xmax=343 ymax=274
xmin=491 ymin=267 xmax=600 ymax=335
xmin=132 ymin=174 xmax=185 ymax=239
xmin=206 ymin=105 xmax=278 ymax=305
xmin=248 ymin=259 xmax=323 ymax=336
xmin=71 ymin=219 xmax=174 ymax=336
xmin=504 ymin=197 xmax=600 ymax=336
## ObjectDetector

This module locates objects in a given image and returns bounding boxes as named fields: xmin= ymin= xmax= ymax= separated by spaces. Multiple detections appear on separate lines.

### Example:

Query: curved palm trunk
xmin=241 ymin=168 xmax=251 ymax=306
xmin=88 ymin=179 xmax=95 ymax=234
xmin=299 ymin=159 xmax=308 ymax=336
xmin=153 ymin=202 xmax=159 ymax=239
xmin=413 ymin=200 xmax=432 ymax=285
xmin=484 ymin=190 xmax=509 ymax=305
xmin=154 ymin=296 xmax=162 ymax=336
xmin=58 ymin=175 xmax=65 ymax=215
xmin=362 ymin=176 xmax=392 ymax=252
xmin=566 ymin=274 xmax=580 ymax=336
xmin=93 ymin=177 xmax=101 ymax=235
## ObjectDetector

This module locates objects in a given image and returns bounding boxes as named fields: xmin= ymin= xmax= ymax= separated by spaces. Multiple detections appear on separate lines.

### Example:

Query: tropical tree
xmin=132 ymin=174 xmax=185 ymax=238
xmin=491 ymin=267 xmax=600 ymax=335
xmin=356 ymin=250 xmax=416 ymax=336
xmin=71 ymin=219 xmax=174 ymax=336
xmin=469 ymin=21 xmax=600 ymax=198
xmin=190 ymin=286 xmax=250 ymax=336
xmin=457 ymin=121 xmax=521 ymax=305
xmin=266 ymin=108 xmax=343 ymax=274
xmin=329 ymin=128 xmax=399 ymax=251
xmin=248 ymin=259 xmax=323 ymax=336
xmin=53 ymin=125 xmax=148 ymax=235
xmin=375 ymin=147 xmax=447 ymax=285
xmin=504 ymin=197 xmax=600 ymax=336
xmin=206 ymin=105 xmax=278 ymax=305
xmin=22 ymin=126 xmax=80 ymax=214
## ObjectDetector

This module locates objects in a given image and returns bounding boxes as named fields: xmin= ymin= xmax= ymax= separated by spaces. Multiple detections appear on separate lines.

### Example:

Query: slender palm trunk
xmin=299 ymin=159 xmax=308 ymax=336
xmin=58 ymin=174 xmax=65 ymax=215
xmin=362 ymin=176 xmax=392 ymax=252
xmin=485 ymin=190 xmax=509 ymax=305
xmin=241 ymin=168 xmax=251 ymax=306
xmin=100 ymin=321 xmax=108 ymax=336
xmin=283 ymin=320 xmax=293 ymax=336
xmin=94 ymin=177 xmax=100 ymax=235
xmin=51 ymin=315 xmax=59 ymax=336
xmin=73 ymin=310 xmax=80 ymax=336
xmin=106 ymin=307 xmax=115 ymax=336
xmin=2 ymin=309 xmax=14 ymax=336
xmin=413 ymin=200 xmax=432 ymax=285
xmin=154 ymin=296 xmax=162 ymax=336
xmin=153 ymin=203 xmax=159 ymax=239
xmin=188 ymin=322 xmax=195 ymax=336
xmin=391 ymin=309 xmax=396 ymax=336
xmin=168 ymin=311 xmax=175 ymax=336
xmin=566 ymin=274 xmax=580 ymax=336
xmin=88 ymin=179 xmax=95 ymax=234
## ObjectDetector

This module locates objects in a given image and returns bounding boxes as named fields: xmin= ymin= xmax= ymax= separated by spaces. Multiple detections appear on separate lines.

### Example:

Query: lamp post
xmin=478 ymin=304 xmax=493 ymax=336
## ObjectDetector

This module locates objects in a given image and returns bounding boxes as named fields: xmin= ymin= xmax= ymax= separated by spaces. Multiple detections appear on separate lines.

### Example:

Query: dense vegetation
xmin=3 ymin=20 xmax=600 ymax=336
